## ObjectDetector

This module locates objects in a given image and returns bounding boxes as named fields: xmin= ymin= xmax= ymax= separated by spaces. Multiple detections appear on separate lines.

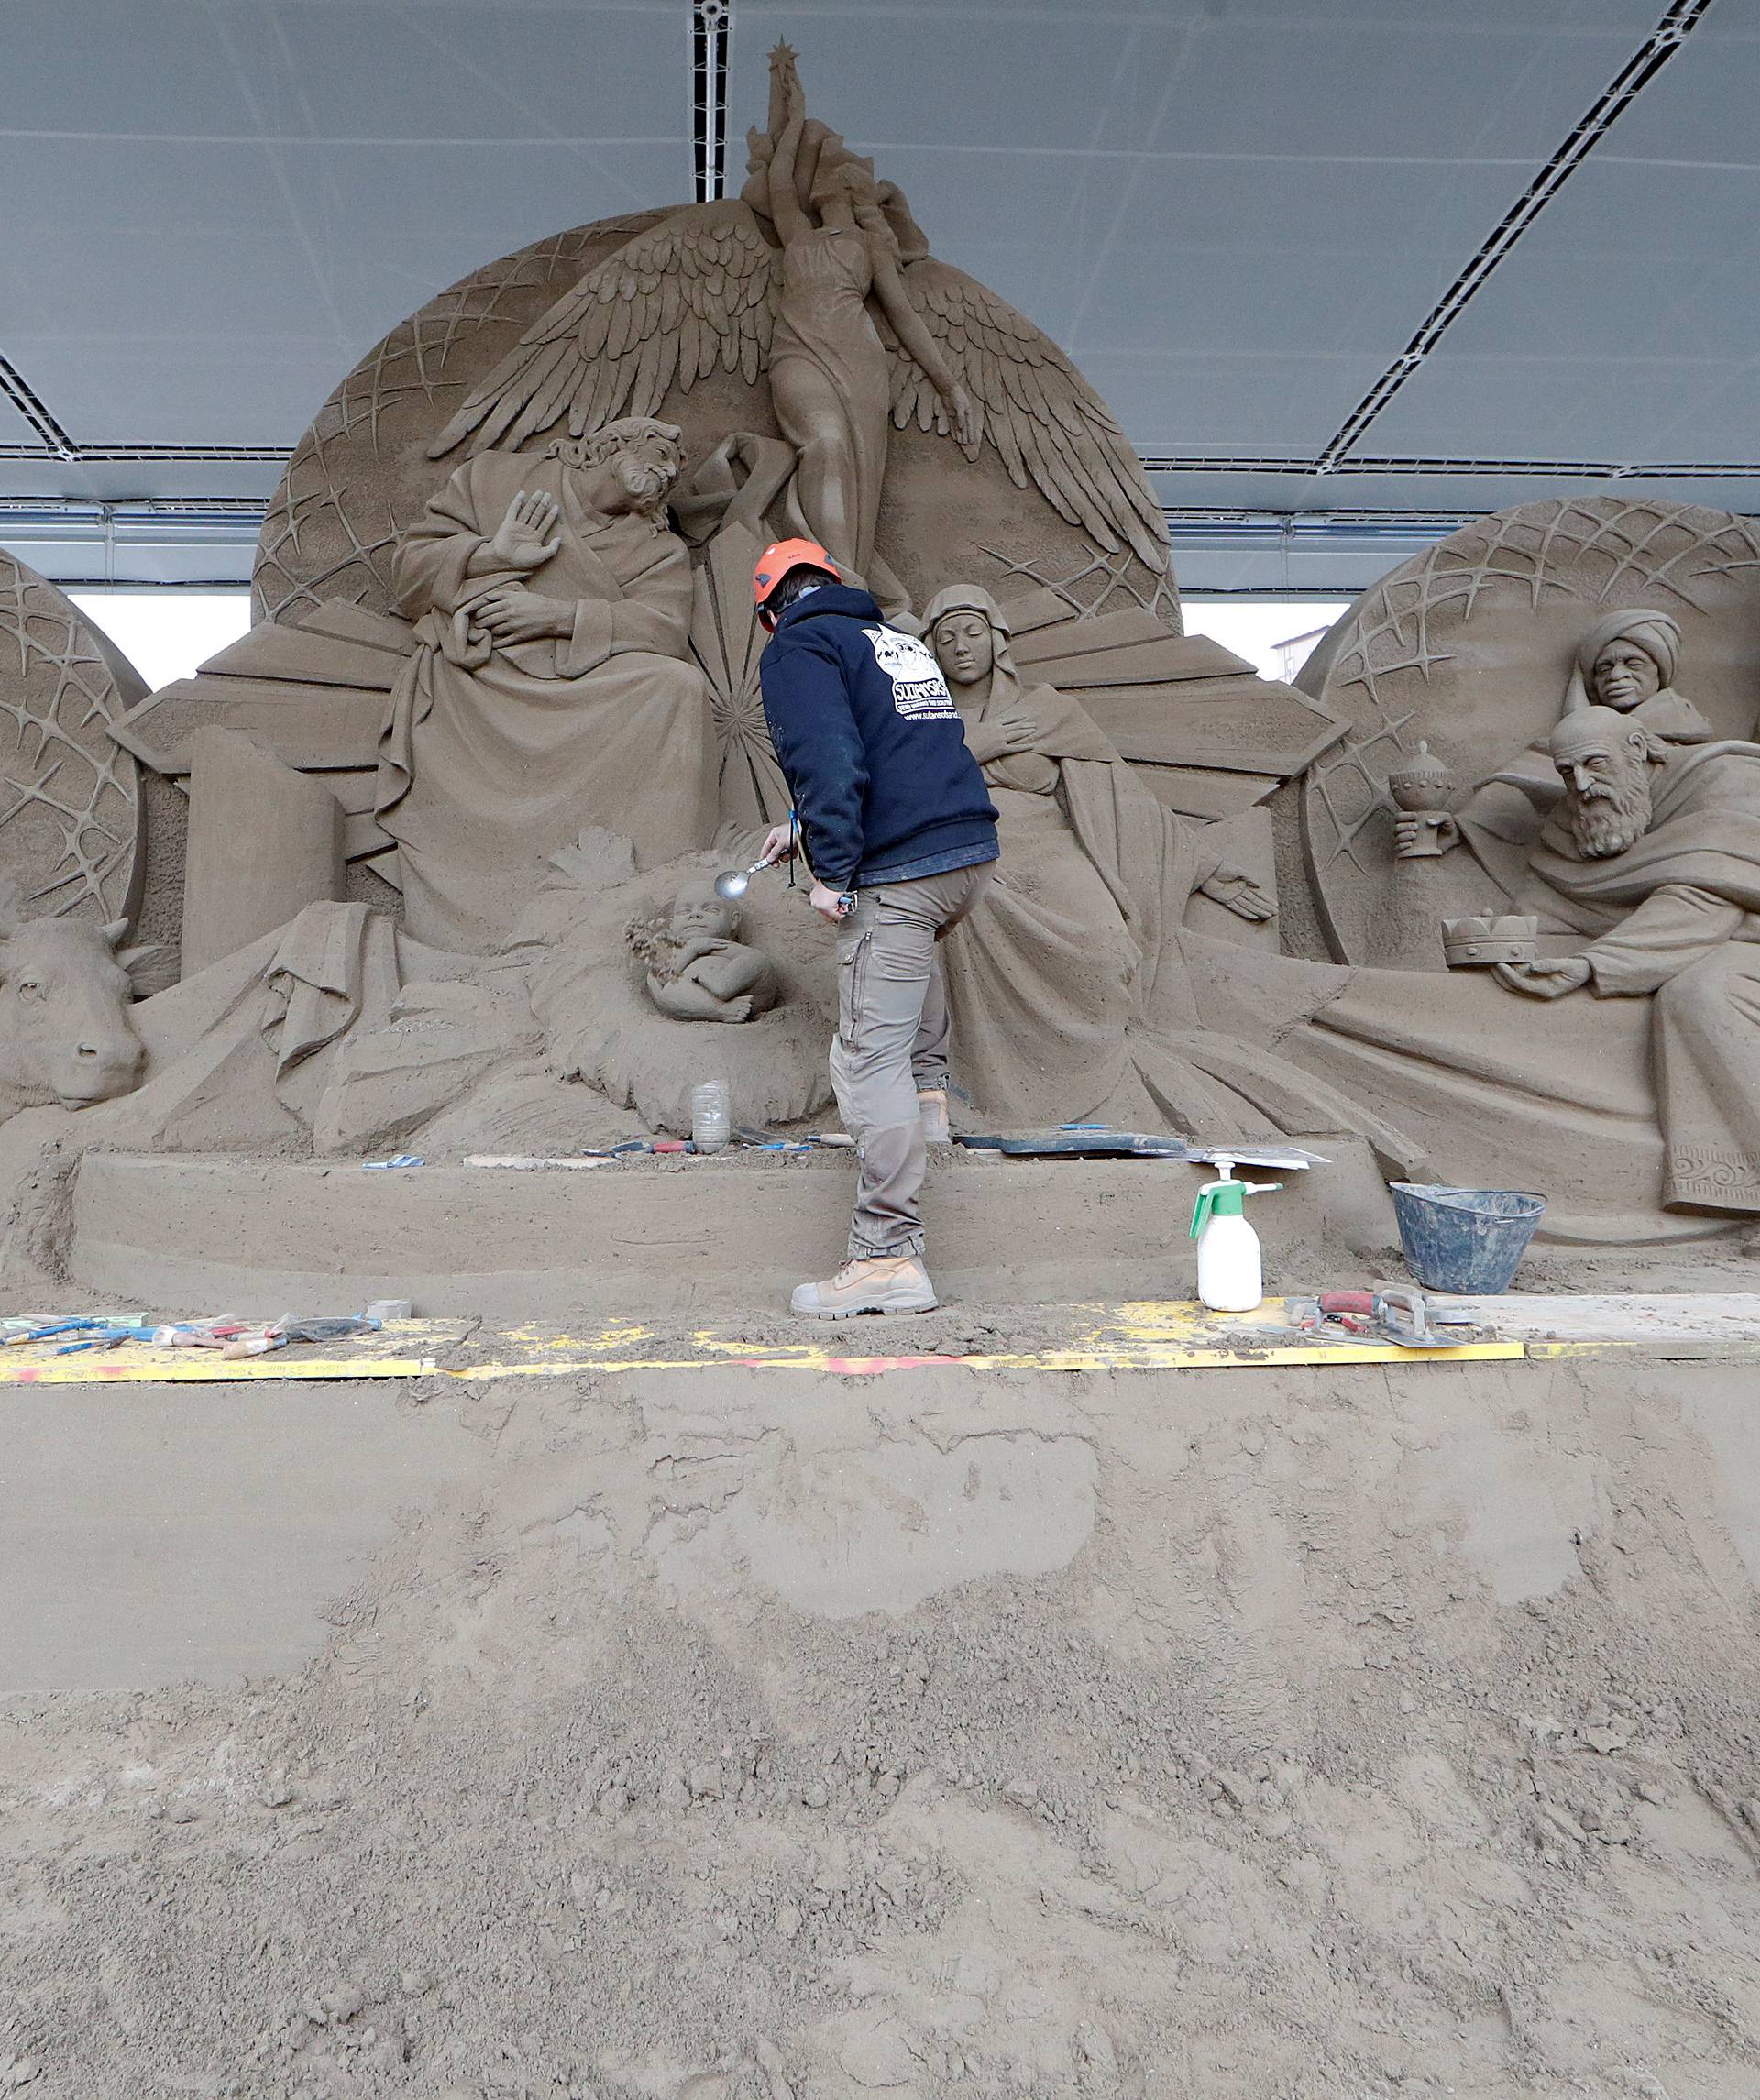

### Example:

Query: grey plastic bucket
xmin=1389 ymin=1183 xmax=1546 ymax=1295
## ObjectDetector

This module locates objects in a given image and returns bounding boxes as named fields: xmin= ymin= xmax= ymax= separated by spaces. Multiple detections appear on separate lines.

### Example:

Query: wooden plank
xmin=293 ymin=600 xmax=416 ymax=655
xmin=1018 ymin=625 xmax=1249 ymax=681
xmin=198 ymin=621 xmax=404 ymax=691
xmin=1128 ymin=764 xmax=1281 ymax=820
xmin=1062 ymin=670 xmax=1330 ymax=713
xmin=216 ymin=692 xmax=388 ymax=770
xmin=1079 ymin=688 xmax=1345 ymax=776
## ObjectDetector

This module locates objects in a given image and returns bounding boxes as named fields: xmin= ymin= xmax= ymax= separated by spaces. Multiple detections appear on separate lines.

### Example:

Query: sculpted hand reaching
xmin=947 ymin=384 xmax=979 ymax=453
xmin=1494 ymin=956 xmax=1592 ymax=999
xmin=1198 ymin=864 xmax=1275 ymax=922
xmin=474 ymin=588 xmax=575 ymax=644
xmin=490 ymin=489 xmax=563 ymax=572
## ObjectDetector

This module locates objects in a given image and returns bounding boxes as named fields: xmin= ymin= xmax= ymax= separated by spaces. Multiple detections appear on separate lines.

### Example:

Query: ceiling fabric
xmin=0 ymin=0 xmax=1746 ymax=590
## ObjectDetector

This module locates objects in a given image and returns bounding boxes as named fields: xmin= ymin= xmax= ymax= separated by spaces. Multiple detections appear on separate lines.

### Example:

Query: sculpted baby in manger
xmin=637 ymin=880 xmax=779 ymax=1025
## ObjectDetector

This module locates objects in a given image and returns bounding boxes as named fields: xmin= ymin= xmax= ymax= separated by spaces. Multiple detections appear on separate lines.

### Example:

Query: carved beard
xmin=1568 ymin=769 xmax=1655 ymax=858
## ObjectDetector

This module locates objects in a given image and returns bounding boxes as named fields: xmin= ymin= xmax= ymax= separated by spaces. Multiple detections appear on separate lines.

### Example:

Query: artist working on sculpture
xmin=754 ymin=540 xmax=998 ymax=1317
xmin=376 ymin=417 xmax=718 ymax=952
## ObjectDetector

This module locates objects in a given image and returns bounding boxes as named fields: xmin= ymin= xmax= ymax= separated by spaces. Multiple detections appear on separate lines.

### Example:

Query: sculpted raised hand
xmin=489 ymin=489 xmax=563 ymax=572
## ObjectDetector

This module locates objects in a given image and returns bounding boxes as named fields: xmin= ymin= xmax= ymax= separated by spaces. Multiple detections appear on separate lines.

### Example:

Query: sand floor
xmin=4 ymin=1351 xmax=1760 ymax=2097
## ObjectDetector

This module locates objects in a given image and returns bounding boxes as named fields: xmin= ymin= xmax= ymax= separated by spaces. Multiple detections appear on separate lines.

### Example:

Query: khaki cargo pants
xmin=830 ymin=863 xmax=994 ymax=1260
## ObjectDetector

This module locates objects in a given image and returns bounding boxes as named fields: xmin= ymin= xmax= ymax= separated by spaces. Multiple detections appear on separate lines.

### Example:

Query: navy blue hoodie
xmin=758 ymin=585 xmax=998 ymax=890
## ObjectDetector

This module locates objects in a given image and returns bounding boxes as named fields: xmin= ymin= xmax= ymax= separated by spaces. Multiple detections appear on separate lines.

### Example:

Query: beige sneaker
xmin=791 ymin=1254 xmax=939 ymax=1319
xmin=917 ymin=1087 xmax=952 ymax=1146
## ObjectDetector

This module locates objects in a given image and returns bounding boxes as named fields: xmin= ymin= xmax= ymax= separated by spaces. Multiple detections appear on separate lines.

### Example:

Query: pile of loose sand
xmin=5 ymin=1354 xmax=1760 ymax=2097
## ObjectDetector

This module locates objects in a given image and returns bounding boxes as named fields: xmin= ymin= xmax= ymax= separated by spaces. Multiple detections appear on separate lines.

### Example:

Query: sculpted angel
xmin=428 ymin=46 xmax=1169 ymax=611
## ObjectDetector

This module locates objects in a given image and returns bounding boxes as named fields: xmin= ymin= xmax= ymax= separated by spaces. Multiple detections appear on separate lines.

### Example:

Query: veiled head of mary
xmin=923 ymin=585 xmax=1015 ymax=697
xmin=1569 ymin=609 xmax=1682 ymax=714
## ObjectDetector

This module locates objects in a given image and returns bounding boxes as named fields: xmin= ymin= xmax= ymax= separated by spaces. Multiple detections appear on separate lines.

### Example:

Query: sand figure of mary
xmin=922 ymin=585 xmax=1286 ymax=1127
xmin=376 ymin=417 xmax=719 ymax=952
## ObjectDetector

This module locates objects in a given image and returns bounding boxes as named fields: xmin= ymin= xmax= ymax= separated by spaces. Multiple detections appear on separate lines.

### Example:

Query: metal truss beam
xmin=1311 ymin=0 xmax=1720 ymax=472
xmin=691 ymin=0 xmax=732 ymax=203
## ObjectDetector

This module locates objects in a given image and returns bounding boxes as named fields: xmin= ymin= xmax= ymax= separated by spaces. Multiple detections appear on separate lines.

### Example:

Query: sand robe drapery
xmin=376 ymin=450 xmax=718 ymax=952
xmin=920 ymin=588 xmax=1419 ymax=1161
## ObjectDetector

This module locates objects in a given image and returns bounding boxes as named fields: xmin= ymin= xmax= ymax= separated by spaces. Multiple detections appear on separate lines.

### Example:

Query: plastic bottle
xmin=1188 ymin=1161 xmax=1281 ymax=1312
xmin=690 ymin=1079 xmax=731 ymax=1155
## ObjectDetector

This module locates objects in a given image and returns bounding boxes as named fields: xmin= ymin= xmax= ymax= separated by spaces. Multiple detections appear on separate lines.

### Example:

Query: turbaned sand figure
xmin=426 ymin=43 xmax=1166 ymax=612
xmin=1401 ymin=608 xmax=1719 ymax=886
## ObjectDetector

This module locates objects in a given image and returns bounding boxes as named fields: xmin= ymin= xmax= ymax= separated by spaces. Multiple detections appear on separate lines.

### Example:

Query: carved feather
xmin=428 ymin=201 xmax=783 ymax=459
xmin=886 ymin=258 xmax=1169 ymax=574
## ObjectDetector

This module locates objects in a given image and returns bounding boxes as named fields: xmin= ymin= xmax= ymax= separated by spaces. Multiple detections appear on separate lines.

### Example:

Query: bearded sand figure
xmin=1280 ymin=703 xmax=1760 ymax=1237
xmin=374 ymin=417 xmax=718 ymax=952
xmin=1485 ymin=707 xmax=1760 ymax=1215
xmin=1400 ymin=608 xmax=1717 ymax=890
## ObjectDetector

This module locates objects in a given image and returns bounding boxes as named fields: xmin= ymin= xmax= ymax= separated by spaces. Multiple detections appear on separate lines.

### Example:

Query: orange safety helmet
xmin=753 ymin=537 xmax=841 ymax=621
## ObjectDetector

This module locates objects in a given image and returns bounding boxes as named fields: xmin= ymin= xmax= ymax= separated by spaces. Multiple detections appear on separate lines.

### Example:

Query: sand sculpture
xmin=0 ymin=75 xmax=1754 ymax=1279
xmin=377 ymin=418 xmax=719 ymax=950
xmin=0 ymin=548 xmax=147 ymax=929
xmin=634 ymin=879 xmax=780 ymax=1027
xmin=920 ymin=584 xmax=1279 ymax=1127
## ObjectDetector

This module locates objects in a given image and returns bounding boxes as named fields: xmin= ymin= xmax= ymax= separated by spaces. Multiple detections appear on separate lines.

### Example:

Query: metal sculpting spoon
xmin=713 ymin=856 xmax=772 ymax=902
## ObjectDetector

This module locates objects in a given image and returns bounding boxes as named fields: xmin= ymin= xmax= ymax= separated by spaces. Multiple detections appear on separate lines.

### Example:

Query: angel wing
xmin=428 ymin=201 xmax=780 ymax=460
xmin=887 ymin=258 xmax=1170 ymax=573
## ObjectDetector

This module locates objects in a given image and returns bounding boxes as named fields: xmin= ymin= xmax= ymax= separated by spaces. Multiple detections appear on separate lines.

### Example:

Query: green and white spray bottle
xmin=1188 ymin=1159 xmax=1281 ymax=1312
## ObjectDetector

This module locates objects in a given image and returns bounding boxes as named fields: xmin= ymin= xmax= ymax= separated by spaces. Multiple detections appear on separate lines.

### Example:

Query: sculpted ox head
xmin=0 ymin=896 xmax=148 ymax=1110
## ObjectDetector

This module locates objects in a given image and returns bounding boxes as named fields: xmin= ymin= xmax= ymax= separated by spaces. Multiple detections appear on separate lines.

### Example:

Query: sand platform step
xmin=67 ymin=1144 xmax=1399 ymax=1324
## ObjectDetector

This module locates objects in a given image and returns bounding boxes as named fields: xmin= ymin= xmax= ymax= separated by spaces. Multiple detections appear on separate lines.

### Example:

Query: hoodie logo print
xmin=864 ymin=627 xmax=956 ymax=720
